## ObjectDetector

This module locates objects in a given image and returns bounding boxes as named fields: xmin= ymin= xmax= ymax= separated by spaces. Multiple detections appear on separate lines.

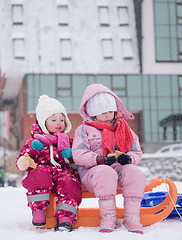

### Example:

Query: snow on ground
xmin=0 ymin=182 xmax=182 ymax=240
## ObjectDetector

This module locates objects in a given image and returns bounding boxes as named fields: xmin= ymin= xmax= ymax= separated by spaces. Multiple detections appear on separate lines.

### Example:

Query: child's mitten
xmin=61 ymin=147 xmax=72 ymax=158
xmin=17 ymin=153 xmax=37 ymax=170
xmin=31 ymin=139 xmax=44 ymax=150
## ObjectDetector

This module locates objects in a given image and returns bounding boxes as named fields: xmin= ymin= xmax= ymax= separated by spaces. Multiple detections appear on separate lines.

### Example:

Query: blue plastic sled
xmin=141 ymin=191 xmax=182 ymax=218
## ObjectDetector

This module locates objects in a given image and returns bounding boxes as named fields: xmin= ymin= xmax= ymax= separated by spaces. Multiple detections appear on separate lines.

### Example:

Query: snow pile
xmin=139 ymin=153 xmax=182 ymax=181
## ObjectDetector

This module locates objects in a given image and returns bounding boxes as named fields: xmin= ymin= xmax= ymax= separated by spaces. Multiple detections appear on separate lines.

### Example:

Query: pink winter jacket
xmin=72 ymin=84 xmax=142 ymax=179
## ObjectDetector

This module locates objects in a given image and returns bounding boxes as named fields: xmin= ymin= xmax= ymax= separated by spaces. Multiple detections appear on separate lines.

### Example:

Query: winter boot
xmin=55 ymin=217 xmax=73 ymax=232
xmin=32 ymin=209 xmax=46 ymax=226
xmin=123 ymin=197 xmax=143 ymax=234
xmin=99 ymin=198 xmax=117 ymax=233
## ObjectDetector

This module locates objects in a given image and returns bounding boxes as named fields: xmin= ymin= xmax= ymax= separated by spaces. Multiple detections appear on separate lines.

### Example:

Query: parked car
xmin=142 ymin=143 xmax=182 ymax=159
xmin=155 ymin=144 xmax=182 ymax=154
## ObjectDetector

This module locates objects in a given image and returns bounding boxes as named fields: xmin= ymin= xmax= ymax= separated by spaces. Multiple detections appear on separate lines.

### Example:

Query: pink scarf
xmin=33 ymin=132 xmax=70 ymax=151
xmin=84 ymin=113 xmax=133 ymax=154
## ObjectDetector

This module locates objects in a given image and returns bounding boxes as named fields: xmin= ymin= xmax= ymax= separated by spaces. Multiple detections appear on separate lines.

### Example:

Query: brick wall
xmin=22 ymin=112 xmax=143 ymax=142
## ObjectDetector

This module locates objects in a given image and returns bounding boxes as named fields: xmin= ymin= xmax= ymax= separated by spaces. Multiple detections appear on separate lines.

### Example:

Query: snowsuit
xmin=16 ymin=120 xmax=82 ymax=222
xmin=72 ymin=84 xmax=146 ymax=222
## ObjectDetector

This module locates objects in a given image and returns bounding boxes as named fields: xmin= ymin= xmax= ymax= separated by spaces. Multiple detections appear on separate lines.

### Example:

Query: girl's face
xmin=45 ymin=113 xmax=66 ymax=133
xmin=95 ymin=111 xmax=115 ymax=123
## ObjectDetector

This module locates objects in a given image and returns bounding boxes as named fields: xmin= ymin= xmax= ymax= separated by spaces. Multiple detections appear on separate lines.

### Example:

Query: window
xmin=173 ymin=146 xmax=182 ymax=152
xmin=117 ymin=6 xmax=129 ymax=26
xmin=160 ymin=147 xmax=170 ymax=153
xmin=56 ymin=76 xmax=71 ymax=97
xmin=176 ymin=3 xmax=182 ymax=25
xmin=12 ymin=4 xmax=23 ymax=25
xmin=60 ymin=39 xmax=72 ymax=60
xmin=177 ymin=3 xmax=182 ymax=60
xmin=154 ymin=0 xmax=182 ymax=61
xmin=179 ymin=39 xmax=182 ymax=60
xmin=121 ymin=39 xmax=133 ymax=59
xmin=13 ymin=38 xmax=25 ymax=59
xmin=57 ymin=5 xmax=69 ymax=26
xmin=101 ymin=39 xmax=113 ymax=59
xmin=179 ymin=75 xmax=182 ymax=97
xmin=112 ymin=76 xmax=127 ymax=97
xmin=98 ymin=6 xmax=110 ymax=26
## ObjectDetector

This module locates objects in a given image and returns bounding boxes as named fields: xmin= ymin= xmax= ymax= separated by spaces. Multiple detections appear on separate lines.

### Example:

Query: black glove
xmin=117 ymin=153 xmax=132 ymax=165
xmin=96 ymin=155 xmax=117 ymax=166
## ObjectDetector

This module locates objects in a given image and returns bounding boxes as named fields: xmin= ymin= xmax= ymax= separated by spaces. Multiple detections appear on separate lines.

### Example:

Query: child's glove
xmin=117 ymin=152 xmax=132 ymax=165
xmin=96 ymin=155 xmax=117 ymax=166
xmin=31 ymin=139 xmax=44 ymax=150
xmin=17 ymin=153 xmax=37 ymax=170
xmin=108 ymin=150 xmax=132 ymax=165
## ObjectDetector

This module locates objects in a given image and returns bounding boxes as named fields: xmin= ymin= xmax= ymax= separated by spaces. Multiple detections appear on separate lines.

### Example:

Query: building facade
xmin=0 ymin=0 xmax=182 ymax=152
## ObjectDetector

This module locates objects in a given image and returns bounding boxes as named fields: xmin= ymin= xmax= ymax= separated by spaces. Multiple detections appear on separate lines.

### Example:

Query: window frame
xmin=13 ymin=38 xmax=25 ymax=60
xmin=11 ymin=4 xmax=24 ymax=25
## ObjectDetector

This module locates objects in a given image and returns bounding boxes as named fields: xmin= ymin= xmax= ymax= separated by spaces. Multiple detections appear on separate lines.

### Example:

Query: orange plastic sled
xmin=37 ymin=177 xmax=178 ymax=229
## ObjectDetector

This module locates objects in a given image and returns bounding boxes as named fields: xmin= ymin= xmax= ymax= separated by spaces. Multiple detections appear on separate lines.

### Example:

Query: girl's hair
xmin=111 ymin=112 xmax=117 ymax=127
xmin=92 ymin=112 xmax=117 ymax=127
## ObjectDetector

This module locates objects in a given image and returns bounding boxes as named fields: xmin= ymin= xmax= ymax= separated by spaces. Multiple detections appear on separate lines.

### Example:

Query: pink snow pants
xmin=81 ymin=164 xmax=146 ymax=199
xmin=22 ymin=165 xmax=82 ymax=221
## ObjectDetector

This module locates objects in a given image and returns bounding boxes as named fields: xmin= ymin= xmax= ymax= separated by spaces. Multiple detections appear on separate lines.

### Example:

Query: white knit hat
xmin=86 ymin=93 xmax=117 ymax=117
xmin=35 ymin=95 xmax=71 ymax=134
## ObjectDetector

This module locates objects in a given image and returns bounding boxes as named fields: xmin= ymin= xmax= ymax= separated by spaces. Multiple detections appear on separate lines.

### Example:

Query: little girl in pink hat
xmin=72 ymin=84 xmax=146 ymax=234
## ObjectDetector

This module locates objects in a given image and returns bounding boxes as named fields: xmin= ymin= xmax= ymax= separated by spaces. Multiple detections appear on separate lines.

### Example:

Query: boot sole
xmin=123 ymin=224 xmax=143 ymax=234
xmin=32 ymin=221 xmax=46 ymax=227
xmin=55 ymin=222 xmax=73 ymax=232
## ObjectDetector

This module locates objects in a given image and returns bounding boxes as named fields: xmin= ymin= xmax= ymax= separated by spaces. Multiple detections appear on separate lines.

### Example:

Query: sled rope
xmin=163 ymin=177 xmax=182 ymax=219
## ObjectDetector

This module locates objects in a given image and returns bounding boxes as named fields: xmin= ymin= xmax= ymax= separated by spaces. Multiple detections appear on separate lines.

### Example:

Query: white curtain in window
xmin=12 ymin=5 xmax=23 ymax=24
xmin=122 ymin=39 xmax=133 ymax=59
xmin=60 ymin=39 xmax=72 ymax=60
xmin=118 ymin=7 xmax=129 ymax=26
xmin=99 ymin=7 xmax=109 ymax=25
xmin=58 ymin=6 xmax=69 ymax=25
xmin=13 ymin=38 xmax=25 ymax=58
xmin=102 ymin=39 xmax=113 ymax=59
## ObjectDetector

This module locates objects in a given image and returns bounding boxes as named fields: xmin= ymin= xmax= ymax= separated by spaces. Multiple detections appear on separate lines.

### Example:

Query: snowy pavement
xmin=0 ymin=182 xmax=182 ymax=240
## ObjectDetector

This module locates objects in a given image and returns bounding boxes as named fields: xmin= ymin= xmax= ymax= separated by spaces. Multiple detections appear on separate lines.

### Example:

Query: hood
xmin=79 ymin=84 xmax=134 ymax=122
xmin=31 ymin=119 xmax=45 ymax=138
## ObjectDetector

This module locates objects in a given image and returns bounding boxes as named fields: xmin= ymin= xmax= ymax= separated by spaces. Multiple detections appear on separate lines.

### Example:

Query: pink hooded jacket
xmin=72 ymin=84 xmax=142 ymax=179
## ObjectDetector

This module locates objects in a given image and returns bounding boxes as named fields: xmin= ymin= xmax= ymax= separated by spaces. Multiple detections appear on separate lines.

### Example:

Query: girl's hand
xmin=96 ymin=155 xmax=116 ymax=165
xmin=117 ymin=153 xmax=131 ymax=165
xmin=109 ymin=150 xmax=132 ymax=165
